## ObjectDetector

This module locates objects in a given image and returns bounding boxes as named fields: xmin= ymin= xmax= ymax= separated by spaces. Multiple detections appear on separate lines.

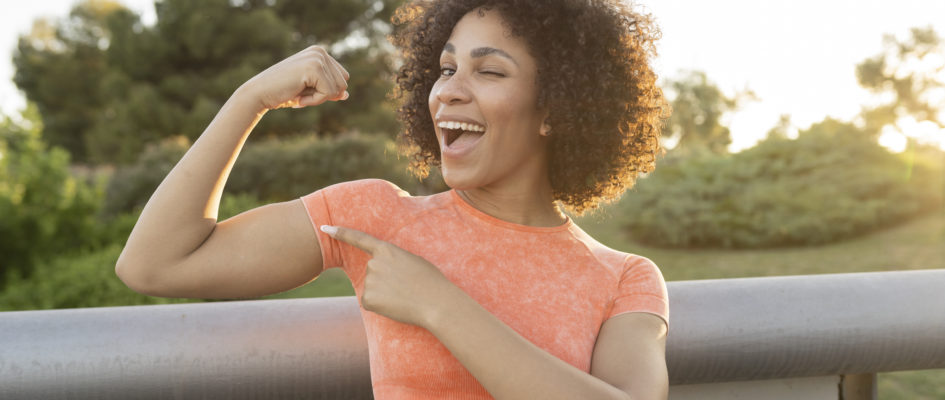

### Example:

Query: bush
xmin=218 ymin=192 xmax=269 ymax=220
xmin=103 ymin=133 xmax=447 ymax=216
xmin=620 ymin=120 xmax=944 ymax=248
xmin=0 ymin=245 xmax=199 ymax=311
xmin=226 ymin=133 xmax=446 ymax=202
xmin=102 ymin=135 xmax=190 ymax=216
xmin=0 ymin=108 xmax=103 ymax=283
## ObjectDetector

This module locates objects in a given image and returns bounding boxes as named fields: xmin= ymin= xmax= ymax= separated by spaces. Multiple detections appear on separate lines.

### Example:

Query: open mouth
xmin=438 ymin=121 xmax=486 ymax=147
xmin=442 ymin=128 xmax=470 ymax=146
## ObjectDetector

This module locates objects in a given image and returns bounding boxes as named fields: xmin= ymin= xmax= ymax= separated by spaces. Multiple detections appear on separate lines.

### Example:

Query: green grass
xmin=272 ymin=205 xmax=945 ymax=399
xmin=263 ymin=267 xmax=355 ymax=299
xmin=879 ymin=369 xmax=945 ymax=400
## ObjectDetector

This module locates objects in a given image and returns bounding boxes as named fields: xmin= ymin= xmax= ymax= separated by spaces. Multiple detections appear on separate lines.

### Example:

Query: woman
xmin=117 ymin=0 xmax=670 ymax=399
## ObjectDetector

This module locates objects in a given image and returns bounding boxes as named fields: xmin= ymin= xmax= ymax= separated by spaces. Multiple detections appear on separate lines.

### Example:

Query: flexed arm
xmin=116 ymin=46 xmax=349 ymax=299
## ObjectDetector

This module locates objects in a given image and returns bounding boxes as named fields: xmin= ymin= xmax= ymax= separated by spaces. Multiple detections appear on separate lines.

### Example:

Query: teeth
xmin=438 ymin=121 xmax=485 ymax=132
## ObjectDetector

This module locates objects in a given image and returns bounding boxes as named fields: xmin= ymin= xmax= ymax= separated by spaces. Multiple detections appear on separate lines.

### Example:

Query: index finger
xmin=328 ymin=55 xmax=350 ymax=81
xmin=320 ymin=225 xmax=382 ymax=255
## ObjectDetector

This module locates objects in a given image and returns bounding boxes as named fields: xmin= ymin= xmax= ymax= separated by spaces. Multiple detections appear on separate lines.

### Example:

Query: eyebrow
xmin=443 ymin=43 xmax=519 ymax=66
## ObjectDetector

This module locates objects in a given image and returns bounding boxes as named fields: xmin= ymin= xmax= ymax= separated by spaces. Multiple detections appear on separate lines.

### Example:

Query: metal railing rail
xmin=1 ymin=269 xmax=943 ymax=399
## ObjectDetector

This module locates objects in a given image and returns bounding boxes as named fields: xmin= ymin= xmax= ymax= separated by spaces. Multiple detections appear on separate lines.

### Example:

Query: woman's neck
xmin=456 ymin=180 xmax=566 ymax=228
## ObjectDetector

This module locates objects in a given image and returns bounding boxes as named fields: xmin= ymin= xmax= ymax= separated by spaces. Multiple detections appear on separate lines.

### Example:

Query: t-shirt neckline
xmin=448 ymin=189 xmax=573 ymax=233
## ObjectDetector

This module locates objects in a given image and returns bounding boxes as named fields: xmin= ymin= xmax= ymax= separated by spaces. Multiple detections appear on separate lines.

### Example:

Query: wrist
xmin=232 ymin=83 xmax=270 ymax=116
xmin=421 ymin=282 xmax=474 ymax=332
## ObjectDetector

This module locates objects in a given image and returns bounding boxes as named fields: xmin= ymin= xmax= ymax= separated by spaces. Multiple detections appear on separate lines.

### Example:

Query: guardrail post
xmin=840 ymin=373 xmax=876 ymax=400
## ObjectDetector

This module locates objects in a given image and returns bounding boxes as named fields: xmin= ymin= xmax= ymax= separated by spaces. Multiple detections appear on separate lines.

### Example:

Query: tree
xmin=765 ymin=114 xmax=794 ymax=140
xmin=14 ymin=0 xmax=403 ymax=164
xmin=856 ymin=26 xmax=944 ymax=137
xmin=11 ymin=1 xmax=119 ymax=162
xmin=0 ymin=105 xmax=101 ymax=284
xmin=661 ymin=70 xmax=753 ymax=156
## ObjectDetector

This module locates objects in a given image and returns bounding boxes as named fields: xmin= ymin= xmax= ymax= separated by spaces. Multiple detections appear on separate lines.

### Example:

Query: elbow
xmin=115 ymin=250 xmax=164 ymax=297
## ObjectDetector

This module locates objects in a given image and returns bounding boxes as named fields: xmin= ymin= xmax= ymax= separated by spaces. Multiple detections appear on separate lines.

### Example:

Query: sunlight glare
xmin=898 ymin=116 xmax=945 ymax=150
xmin=879 ymin=126 xmax=909 ymax=153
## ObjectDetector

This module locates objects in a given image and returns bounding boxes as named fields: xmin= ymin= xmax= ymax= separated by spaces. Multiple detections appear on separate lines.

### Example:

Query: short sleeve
xmin=300 ymin=179 xmax=408 ymax=273
xmin=608 ymin=256 xmax=669 ymax=326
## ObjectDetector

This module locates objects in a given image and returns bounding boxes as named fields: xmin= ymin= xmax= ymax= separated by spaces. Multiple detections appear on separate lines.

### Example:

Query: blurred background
xmin=0 ymin=1 xmax=942 ymax=397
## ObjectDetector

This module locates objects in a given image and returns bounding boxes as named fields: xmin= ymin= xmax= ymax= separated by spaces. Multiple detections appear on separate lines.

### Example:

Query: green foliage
xmin=620 ymin=119 xmax=944 ymax=248
xmin=218 ymin=192 xmax=269 ymax=220
xmin=14 ymin=0 xmax=403 ymax=164
xmin=0 ymin=194 xmax=259 ymax=311
xmin=103 ymin=133 xmax=446 ymax=216
xmin=226 ymin=133 xmax=444 ymax=202
xmin=663 ymin=70 xmax=754 ymax=155
xmin=102 ymin=135 xmax=189 ymax=216
xmin=856 ymin=26 xmax=944 ymax=135
xmin=0 ymin=107 xmax=103 ymax=283
xmin=0 ymin=244 xmax=198 ymax=311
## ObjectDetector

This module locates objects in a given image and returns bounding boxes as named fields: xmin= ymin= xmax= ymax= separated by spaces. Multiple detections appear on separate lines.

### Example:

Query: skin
xmin=117 ymin=8 xmax=667 ymax=400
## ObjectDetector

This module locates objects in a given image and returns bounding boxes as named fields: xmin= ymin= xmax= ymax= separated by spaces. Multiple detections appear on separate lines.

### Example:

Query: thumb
xmin=297 ymin=90 xmax=348 ymax=108
xmin=297 ymin=91 xmax=331 ymax=107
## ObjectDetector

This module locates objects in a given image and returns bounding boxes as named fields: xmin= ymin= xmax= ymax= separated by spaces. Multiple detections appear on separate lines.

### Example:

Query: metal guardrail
xmin=1 ymin=269 xmax=943 ymax=399
xmin=666 ymin=269 xmax=945 ymax=384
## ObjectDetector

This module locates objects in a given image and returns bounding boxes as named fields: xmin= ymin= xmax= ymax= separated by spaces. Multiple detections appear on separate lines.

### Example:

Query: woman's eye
xmin=440 ymin=67 xmax=456 ymax=77
xmin=481 ymin=71 xmax=505 ymax=77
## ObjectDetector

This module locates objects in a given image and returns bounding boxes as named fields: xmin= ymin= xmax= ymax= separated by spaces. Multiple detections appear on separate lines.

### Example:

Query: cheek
xmin=428 ymin=83 xmax=441 ymax=111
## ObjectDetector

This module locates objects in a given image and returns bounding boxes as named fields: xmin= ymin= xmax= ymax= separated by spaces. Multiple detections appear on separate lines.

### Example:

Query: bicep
xmin=160 ymin=199 xmax=324 ymax=299
xmin=590 ymin=312 xmax=669 ymax=400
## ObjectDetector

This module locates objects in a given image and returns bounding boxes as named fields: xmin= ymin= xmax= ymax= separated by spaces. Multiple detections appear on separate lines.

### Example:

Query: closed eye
xmin=481 ymin=71 xmax=506 ymax=77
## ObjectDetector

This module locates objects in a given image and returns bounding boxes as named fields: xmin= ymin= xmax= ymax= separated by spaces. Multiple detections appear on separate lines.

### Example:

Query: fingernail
xmin=341 ymin=91 xmax=349 ymax=100
xmin=320 ymin=225 xmax=338 ymax=235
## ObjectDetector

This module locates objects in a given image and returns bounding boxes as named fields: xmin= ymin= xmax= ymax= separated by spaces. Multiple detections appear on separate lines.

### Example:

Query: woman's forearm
xmin=116 ymin=88 xmax=265 ymax=283
xmin=423 ymin=286 xmax=632 ymax=400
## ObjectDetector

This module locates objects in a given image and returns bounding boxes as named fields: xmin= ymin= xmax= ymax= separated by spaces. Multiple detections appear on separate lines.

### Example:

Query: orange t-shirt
xmin=302 ymin=179 xmax=668 ymax=399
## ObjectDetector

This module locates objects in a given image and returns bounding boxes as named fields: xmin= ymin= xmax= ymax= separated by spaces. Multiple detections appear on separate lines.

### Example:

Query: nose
xmin=434 ymin=73 xmax=471 ymax=105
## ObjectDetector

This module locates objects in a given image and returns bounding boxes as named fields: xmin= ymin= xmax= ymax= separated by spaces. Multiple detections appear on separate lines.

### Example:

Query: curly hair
xmin=390 ymin=0 xmax=668 ymax=214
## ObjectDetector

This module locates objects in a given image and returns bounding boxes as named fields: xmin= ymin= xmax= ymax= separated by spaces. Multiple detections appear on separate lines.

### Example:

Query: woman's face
xmin=429 ymin=8 xmax=549 ymax=191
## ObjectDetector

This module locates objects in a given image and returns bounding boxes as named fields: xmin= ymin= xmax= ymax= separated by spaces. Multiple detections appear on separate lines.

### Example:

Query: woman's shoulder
xmin=301 ymin=179 xmax=451 ymax=225
xmin=315 ymin=178 xmax=409 ymax=198
xmin=303 ymin=179 xmax=417 ymax=207
xmin=566 ymin=223 xmax=661 ymax=277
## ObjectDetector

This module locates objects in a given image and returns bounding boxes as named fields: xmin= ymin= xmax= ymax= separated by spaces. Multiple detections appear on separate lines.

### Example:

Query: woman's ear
xmin=539 ymin=113 xmax=552 ymax=137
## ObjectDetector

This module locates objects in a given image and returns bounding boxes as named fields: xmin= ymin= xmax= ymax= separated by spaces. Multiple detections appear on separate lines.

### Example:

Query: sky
xmin=1 ymin=0 xmax=944 ymax=151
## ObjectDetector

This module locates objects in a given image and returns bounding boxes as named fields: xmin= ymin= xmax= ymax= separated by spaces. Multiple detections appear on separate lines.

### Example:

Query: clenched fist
xmin=239 ymin=45 xmax=350 ymax=111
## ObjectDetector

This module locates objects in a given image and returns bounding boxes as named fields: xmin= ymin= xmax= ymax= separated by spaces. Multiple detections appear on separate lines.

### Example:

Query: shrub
xmin=225 ymin=133 xmax=445 ymax=202
xmin=103 ymin=133 xmax=447 ymax=216
xmin=218 ymin=192 xmax=269 ymax=220
xmin=0 ymin=109 xmax=103 ymax=283
xmin=620 ymin=120 xmax=943 ymax=248
xmin=0 ymin=245 xmax=199 ymax=311
xmin=102 ymin=135 xmax=190 ymax=216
